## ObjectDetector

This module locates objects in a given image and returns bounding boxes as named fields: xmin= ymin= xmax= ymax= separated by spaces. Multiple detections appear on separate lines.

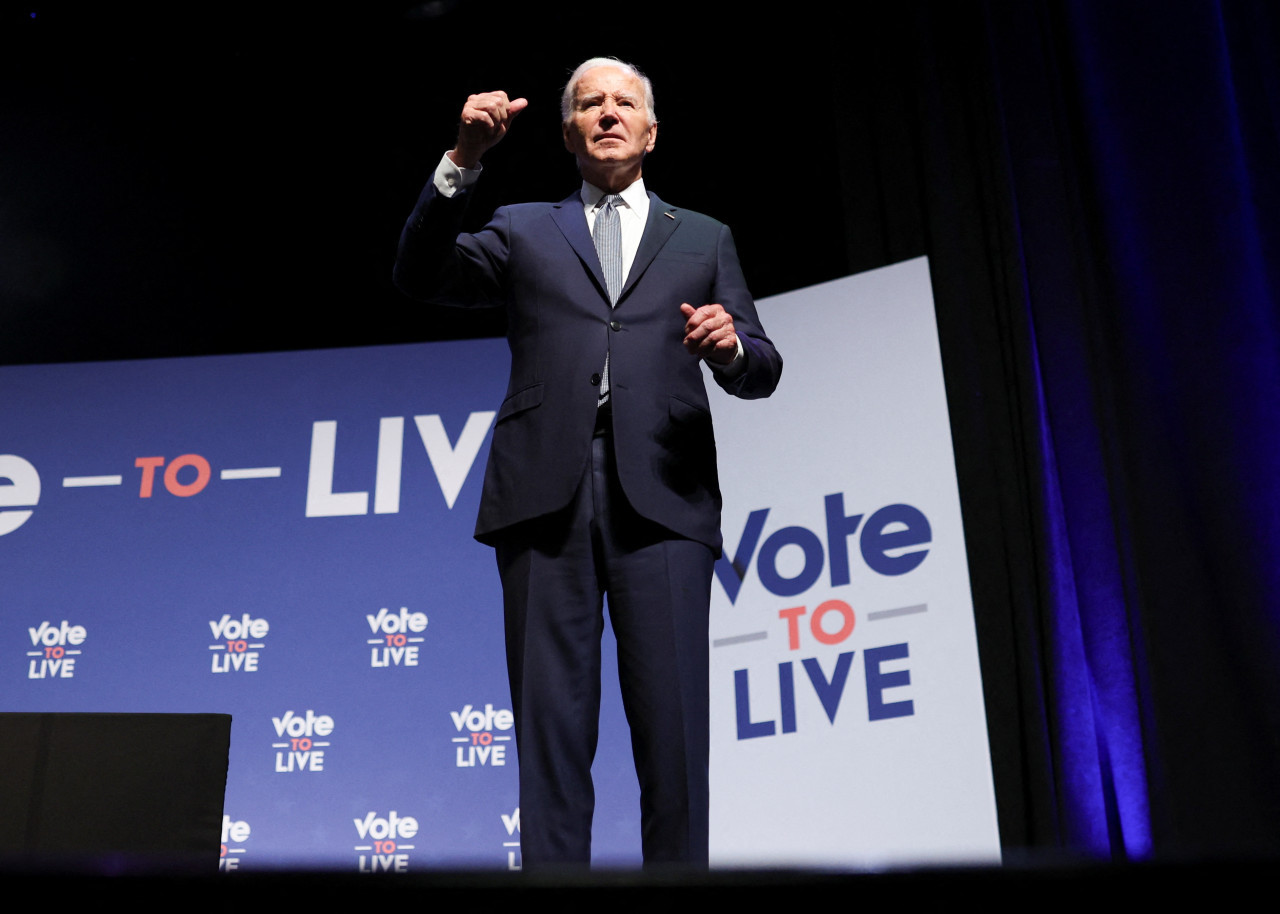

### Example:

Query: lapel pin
xmin=664 ymin=211 xmax=675 ymax=219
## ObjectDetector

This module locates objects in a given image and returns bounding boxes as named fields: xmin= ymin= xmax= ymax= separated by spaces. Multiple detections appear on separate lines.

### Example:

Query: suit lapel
xmin=620 ymin=193 xmax=679 ymax=303
xmin=550 ymin=194 xmax=610 ymax=302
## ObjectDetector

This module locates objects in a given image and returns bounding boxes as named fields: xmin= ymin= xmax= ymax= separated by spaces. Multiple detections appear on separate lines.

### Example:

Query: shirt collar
xmin=581 ymin=177 xmax=648 ymax=214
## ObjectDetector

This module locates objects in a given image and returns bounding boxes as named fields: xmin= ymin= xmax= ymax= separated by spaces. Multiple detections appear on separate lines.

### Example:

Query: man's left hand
xmin=680 ymin=303 xmax=738 ymax=365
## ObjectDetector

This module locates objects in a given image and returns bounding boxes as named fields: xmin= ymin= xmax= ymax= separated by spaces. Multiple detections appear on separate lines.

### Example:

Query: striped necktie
xmin=593 ymin=194 xmax=623 ymax=304
xmin=593 ymin=194 xmax=623 ymax=404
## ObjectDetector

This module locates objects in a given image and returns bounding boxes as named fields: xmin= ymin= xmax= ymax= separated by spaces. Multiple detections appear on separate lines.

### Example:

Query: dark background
xmin=1 ymin=1 xmax=862 ymax=363
xmin=5 ymin=1 xmax=1280 ymax=861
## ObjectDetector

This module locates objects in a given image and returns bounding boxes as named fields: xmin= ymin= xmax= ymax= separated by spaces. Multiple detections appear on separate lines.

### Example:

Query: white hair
xmin=560 ymin=57 xmax=656 ymax=126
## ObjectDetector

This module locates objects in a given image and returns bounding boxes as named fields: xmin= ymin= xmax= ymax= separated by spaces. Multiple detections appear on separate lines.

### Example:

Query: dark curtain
xmin=836 ymin=1 xmax=1280 ymax=857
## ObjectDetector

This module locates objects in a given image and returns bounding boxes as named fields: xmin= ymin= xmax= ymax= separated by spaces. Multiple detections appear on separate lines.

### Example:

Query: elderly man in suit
xmin=394 ymin=57 xmax=781 ymax=868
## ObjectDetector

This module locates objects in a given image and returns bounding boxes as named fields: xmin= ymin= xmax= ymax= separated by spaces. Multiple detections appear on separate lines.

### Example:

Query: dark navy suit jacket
xmin=393 ymin=179 xmax=782 ymax=553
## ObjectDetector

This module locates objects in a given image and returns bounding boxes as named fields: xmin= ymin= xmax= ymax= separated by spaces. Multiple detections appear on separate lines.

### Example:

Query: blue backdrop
xmin=1 ymin=340 xmax=646 ymax=869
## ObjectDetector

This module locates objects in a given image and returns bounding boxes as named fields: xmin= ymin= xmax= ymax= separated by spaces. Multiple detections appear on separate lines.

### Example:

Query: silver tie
xmin=593 ymin=195 xmax=623 ymax=403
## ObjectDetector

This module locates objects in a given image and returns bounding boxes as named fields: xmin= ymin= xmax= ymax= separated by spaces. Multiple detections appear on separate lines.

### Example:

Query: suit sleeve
xmin=710 ymin=223 xmax=783 ymax=400
xmin=392 ymin=178 xmax=509 ymax=309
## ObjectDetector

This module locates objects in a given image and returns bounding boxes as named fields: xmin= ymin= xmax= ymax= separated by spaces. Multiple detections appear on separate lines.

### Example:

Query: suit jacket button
xmin=590 ymin=373 xmax=602 ymax=386
xmin=610 ymin=320 xmax=621 ymax=331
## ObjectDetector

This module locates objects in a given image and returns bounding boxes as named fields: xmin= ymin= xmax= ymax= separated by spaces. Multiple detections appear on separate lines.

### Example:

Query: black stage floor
xmin=1 ymin=858 xmax=1272 ymax=906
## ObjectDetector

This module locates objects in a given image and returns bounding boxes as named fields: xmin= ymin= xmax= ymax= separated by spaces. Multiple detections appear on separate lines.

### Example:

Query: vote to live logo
xmin=716 ymin=492 xmax=929 ymax=741
xmin=0 ymin=410 xmax=494 ymax=538
xmin=208 ymin=613 xmax=269 ymax=673
xmin=451 ymin=703 xmax=514 ymax=767
xmin=354 ymin=810 xmax=418 ymax=873
xmin=366 ymin=606 xmax=427 ymax=668
xmin=26 ymin=619 xmax=86 ymax=679
xmin=500 ymin=808 xmax=520 ymax=871
xmin=220 ymin=815 xmax=250 ymax=872
xmin=271 ymin=710 xmax=333 ymax=773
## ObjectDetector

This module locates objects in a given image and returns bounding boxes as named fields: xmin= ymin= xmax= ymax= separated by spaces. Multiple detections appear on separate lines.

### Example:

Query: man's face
xmin=563 ymin=66 xmax=657 ymax=186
